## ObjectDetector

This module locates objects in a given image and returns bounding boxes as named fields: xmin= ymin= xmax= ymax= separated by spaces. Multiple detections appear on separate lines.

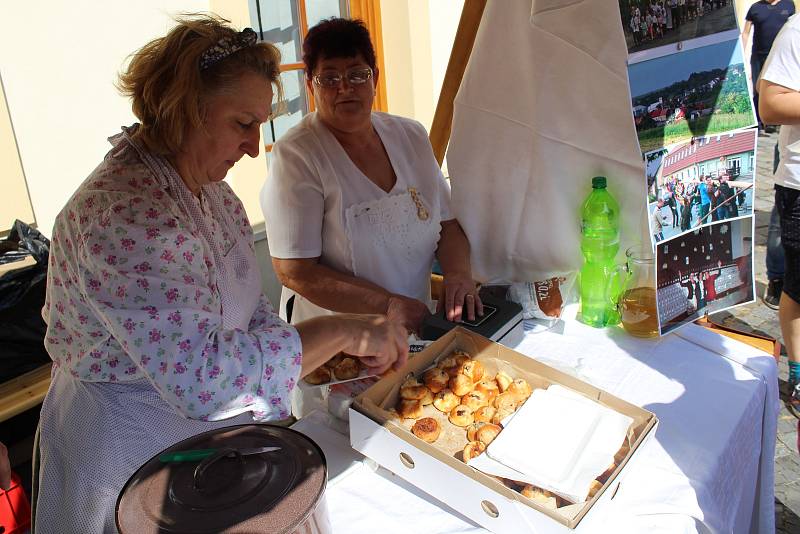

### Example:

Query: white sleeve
xmin=261 ymin=139 xmax=325 ymax=259
xmin=761 ymin=24 xmax=800 ymax=92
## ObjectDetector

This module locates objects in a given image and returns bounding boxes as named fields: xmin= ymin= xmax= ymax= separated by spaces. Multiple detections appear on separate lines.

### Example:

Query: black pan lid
xmin=116 ymin=424 xmax=327 ymax=534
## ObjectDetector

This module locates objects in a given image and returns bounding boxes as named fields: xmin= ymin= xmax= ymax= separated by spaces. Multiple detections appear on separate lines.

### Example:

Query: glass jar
xmin=619 ymin=245 xmax=659 ymax=338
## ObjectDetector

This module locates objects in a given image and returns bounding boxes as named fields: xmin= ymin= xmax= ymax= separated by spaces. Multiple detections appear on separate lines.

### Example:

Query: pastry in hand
xmin=461 ymin=390 xmax=489 ymax=411
xmin=449 ymin=374 xmax=473 ymax=396
xmin=304 ymin=366 xmax=332 ymax=385
xmin=411 ymin=417 xmax=441 ymax=443
xmin=493 ymin=392 xmax=520 ymax=412
xmin=333 ymin=357 xmax=360 ymax=380
xmin=507 ymin=378 xmax=532 ymax=401
xmin=448 ymin=404 xmax=474 ymax=427
xmin=476 ymin=423 xmax=501 ymax=446
xmin=475 ymin=378 xmax=499 ymax=401
xmin=495 ymin=371 xmax=513 ymax=392
xmin=423 ymin=367 xmax=449 ymax=394
xmin=473 ymin=405 xmax=496 ymax=423
xmin=433 ymin=389 xmax=460 ymax=412
xmin=398 ymin=399 xmax=424 ymax=419
xmin=520 ymin=485 xmax=558 ymax=510
xmin=466 ymin=421 xmax=487 ymax=442
xmin=462 ymin=440 xmax=486 ymax=462
xmin=458 ymin=360 xmax=484 ymax=383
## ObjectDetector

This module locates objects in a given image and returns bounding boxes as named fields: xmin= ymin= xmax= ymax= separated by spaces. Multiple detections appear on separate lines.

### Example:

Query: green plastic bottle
xmin=580 ymin=176 xmax=621 ymax=327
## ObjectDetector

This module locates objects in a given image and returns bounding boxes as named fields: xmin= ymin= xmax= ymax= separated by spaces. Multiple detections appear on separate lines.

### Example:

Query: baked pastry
xmin=333 ymin=357 xmax=360 ymax=380
xmin=422 ymin=367 xmax=450 ymax=394
xmin=448 ymin=404 xmax=474 ymax=427
xmin=493 ymin=392 xmax=520 ymax=412
xmin=461 ymin=390 xmax=489 ymax=411
xmin=475 ymin=378 xmax=499 ymax=400
xmin=507 ymin=378 xmax=532 ymax=401
xmin=411 ymin=417 xmax=441 ymax=443
xmin=462 ymin=440 xmax=486 ymax=462
xmin=458 ymin=360 xmax=484 ymax=383
xmin=597 ymin=461 xmax=616 ymax=483
xmin=476 ymin=423 xmax=501 ymax=445
xmin=587 ymin=479 xmax=603 ymax=499
xmin=491 ymin=407 xmax=515 ymax=426
xmin=432 ymin=389 xmax=460 ymax=412
xmin=398 ymin=399 xmax=424 ymax=419
xmin=520 ymin=485 xmax=558 ymax=510
xmin=449 ymin=374 xmax=473 ymax=396
xmin=401 ymin=374 xmax=421 ymax=388
xmin=304 ymin=366 xmax=332 ymax=385
xmin=473 ymin=405 xmax=496 ymax=423
xmin=495 ymin=371 xmax=513 ymax=392
xmin=451 ymin=350 xmax=471 ymax=365
xmin=419 ymin=387 xmax=434 ymax=406
xmin=401 ymin=384 xmax=431 ymax=401
xmin=466 ymin=422 xmax=487 ymax=442
xmin=324 ymin=353 xmax=346 ymax=369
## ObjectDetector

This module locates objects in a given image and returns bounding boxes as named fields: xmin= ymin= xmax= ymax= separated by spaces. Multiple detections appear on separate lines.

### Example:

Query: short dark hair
xmin=302 ymin=18 xmax=377 ymax=78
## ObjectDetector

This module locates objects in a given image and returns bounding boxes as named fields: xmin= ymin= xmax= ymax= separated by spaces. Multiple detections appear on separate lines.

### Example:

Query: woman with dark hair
xmin=262 ymin=18 xmax=480 ymax=336
xmin=35 ymin=15 xmax=407 ymax=531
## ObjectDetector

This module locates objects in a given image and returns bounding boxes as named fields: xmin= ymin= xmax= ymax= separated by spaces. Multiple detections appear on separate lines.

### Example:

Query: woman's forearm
xmin=273 ymin=257 xmax=392 ymax=314
xmin=436 ymin=219 xmax=473 ymax=278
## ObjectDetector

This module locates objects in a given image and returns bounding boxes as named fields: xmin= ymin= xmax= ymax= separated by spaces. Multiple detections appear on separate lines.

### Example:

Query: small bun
xmin=507 ymin=378 xmax=532 ymax=401
xmin=587 ymin=479 xmax=603 ymax=499
xmin=520 ymin=485 xmax=559 ymax=509
xmin=333 ymin=357 xmax=360 ymax=380
xmin=401 ymin=384 xmax=431 ymax=400
xmin=459 ymin=360 xmax=484 ymax=383
xmin=473 ymin=405 xmax=496 ymax=423
xmin=401 ymin=374 xmax=421 ymax=389
xmin=476 ymin=423 xmax=501 ymax=445
xmin=432 ymin=389 xmax=460 ymax=412
xmin=422 ymin=367 xmax=450 ymax=394
xmin=461 ymin=390 xmax=489 ymax=411
xmin=419 ymin=387 xmax=434 ymax=406
xmin=451 ymin=350 xmax=471 ymax=365
xmin=475 ymin=378 xmax=499 ymax=400
xmin=448 ymin=404 xmax=474 ymax=427
xmin=398 ymin=399 xmax=424 ymax=419
xmin=411 ymin=417 xmax=441 ymax=443
xmin=491 ymin=407 xmax=515 ymax=426
xmin=466 ymin=422 xmax=487 ymax=442
xmin=493 ymin=392 xmax=520 ymax=412
xmin=462 ymin=440 xmax=486 ymax=462
xmin=495 ymin=371 xmax=513 ymax=392
xmin=324 ymin=353 xmax=346 ymax=369
xmin=304 ymin=366 xmax=332 ymax=385
xmin=449 ymin=374 xmax=473 ymax=396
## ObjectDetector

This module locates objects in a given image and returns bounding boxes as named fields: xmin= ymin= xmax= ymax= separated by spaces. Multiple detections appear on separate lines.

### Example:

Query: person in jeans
xmin=759 ymin=14 xmax=800 ymax=411
xmin=697 ymin=175 xmax=712 ymax=225
xmin=743 ymin=0 xmax=795 ymax=132
xmin=766 ymin=142 xmax=785 ymax=309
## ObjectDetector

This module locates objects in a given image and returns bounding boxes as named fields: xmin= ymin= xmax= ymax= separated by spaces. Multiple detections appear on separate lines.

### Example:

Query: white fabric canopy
xmin=447 ymin=0 xmax=648 ymax=283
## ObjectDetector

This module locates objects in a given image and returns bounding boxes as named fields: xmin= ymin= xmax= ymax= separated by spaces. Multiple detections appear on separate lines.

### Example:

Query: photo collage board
xmin=617 ymin=0 xmax=757 ymax=335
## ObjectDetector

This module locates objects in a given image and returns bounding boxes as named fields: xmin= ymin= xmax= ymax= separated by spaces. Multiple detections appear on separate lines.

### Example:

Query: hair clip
xmin=199 ymin=28 xmax=258 ymax=71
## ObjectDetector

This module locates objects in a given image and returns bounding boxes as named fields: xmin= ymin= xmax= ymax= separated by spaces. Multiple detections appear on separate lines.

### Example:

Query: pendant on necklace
xmin=408 ymin=187 xmax=429 ymax=220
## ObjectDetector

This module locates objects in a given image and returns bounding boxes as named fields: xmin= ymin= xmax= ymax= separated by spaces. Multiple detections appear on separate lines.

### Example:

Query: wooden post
xmin=429 ymin=0 xmax=487 ymax=167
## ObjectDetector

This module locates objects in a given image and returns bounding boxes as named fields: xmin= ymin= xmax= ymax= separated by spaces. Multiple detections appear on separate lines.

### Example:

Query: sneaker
xmin=763 ymin=279 xmax=782 ymax=310
xmin=790 ymin=383 xmax=800 ymax=419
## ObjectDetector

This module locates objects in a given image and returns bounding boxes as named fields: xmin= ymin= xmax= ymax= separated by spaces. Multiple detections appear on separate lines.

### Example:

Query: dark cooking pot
xmin=116 ymin=424 xmax=331 ymax=533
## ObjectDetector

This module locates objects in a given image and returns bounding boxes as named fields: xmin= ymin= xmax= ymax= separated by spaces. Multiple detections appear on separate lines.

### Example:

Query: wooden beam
xmin=0 ymin=364 xmax=51 ymax=423
xmin=429 ymin=0 xmax=487 ymax=167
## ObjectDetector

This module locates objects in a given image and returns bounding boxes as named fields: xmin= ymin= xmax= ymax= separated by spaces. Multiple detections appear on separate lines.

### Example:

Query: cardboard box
xmin=349 ymin=327 xmax=658 ymax=533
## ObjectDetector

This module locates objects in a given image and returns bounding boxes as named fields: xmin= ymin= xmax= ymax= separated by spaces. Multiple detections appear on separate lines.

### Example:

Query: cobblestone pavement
xmin=710 ymin=130 xmax=800 ymax=534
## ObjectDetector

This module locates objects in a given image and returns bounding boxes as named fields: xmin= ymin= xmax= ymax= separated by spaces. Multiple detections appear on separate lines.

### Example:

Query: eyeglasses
xmin=312 ymin=67 xmax=373 ymax=88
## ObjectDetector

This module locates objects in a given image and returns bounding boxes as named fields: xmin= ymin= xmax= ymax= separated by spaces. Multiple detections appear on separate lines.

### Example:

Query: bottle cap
xmin=592 ymin=176 xmax=607 ymax=189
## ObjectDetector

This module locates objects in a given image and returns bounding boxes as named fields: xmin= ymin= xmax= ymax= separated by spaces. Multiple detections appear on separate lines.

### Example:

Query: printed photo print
xmin=629 ymin=38 xmax=756 ymax=153
xmin=647 ymin=128 xmax=756 ymax=243
xmin=656 ymin=218 xmax=754 ymax=335
xmin=618 ymin=0 xmax=737 ymax=55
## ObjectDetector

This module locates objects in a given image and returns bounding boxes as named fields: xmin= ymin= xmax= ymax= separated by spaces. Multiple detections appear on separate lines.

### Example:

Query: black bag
xmin=0 ymin=220 xmax=51 ymax=382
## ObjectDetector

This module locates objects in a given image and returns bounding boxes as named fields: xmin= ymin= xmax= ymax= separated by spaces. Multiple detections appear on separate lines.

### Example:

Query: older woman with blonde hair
xmin=35 ymin=14 xmax=406 ymax=532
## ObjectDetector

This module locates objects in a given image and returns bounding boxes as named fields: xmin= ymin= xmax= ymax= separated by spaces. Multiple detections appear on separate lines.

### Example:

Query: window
xmin=249 ymin=0 xmax=387 ymax=152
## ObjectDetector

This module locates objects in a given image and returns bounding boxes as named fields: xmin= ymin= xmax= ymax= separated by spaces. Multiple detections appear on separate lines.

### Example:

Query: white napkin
xmin=469 ymin=385 xmax=632 ymax=502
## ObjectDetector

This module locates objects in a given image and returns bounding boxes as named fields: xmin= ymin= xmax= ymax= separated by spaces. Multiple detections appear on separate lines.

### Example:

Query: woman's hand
xmin=343 ymin=314 xmax=409 ymax=374
xmin=440 ymin=273 xmax=483 ymax=323
xmin=386 ymin=295 xmax=430 ymax=334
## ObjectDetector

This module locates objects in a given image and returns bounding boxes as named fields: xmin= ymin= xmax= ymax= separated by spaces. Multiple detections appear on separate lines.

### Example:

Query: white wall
xmin=0 ymin=1 xmax=204 ymax=237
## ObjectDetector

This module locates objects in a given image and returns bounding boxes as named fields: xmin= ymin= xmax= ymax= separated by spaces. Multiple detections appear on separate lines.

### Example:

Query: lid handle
xmin=193 ymin=447 xmax=244 ymax=493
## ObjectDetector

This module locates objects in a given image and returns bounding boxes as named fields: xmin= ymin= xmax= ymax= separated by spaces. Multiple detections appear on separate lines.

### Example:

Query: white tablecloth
xmin=292 ymin=321 xmax=778 ymax=534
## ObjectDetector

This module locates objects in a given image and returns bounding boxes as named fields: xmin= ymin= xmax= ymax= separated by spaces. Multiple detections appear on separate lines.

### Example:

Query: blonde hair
xmin=117 ymin=13 xmax=283 ymax=155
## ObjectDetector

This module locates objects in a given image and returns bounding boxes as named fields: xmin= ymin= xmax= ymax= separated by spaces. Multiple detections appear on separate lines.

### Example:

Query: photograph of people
xmin=261 ymin=18 xmax=481 ymax=336
xmin=646 ymin=129 xmax=756 ymax=241
xmin=629 ymin=38 xmax=756 ymax=153
xmin=656 ymin=219 xmax=754 ymax=334
xmin=33 ymin=16 xmax=409 ymax=531
xmin=618 ymin=0 xmax=737 ymax=54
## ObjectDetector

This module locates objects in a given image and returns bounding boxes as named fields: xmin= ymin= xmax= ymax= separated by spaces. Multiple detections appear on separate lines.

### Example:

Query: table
xmin=292 ymin=319 xmax=778 ymax=534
